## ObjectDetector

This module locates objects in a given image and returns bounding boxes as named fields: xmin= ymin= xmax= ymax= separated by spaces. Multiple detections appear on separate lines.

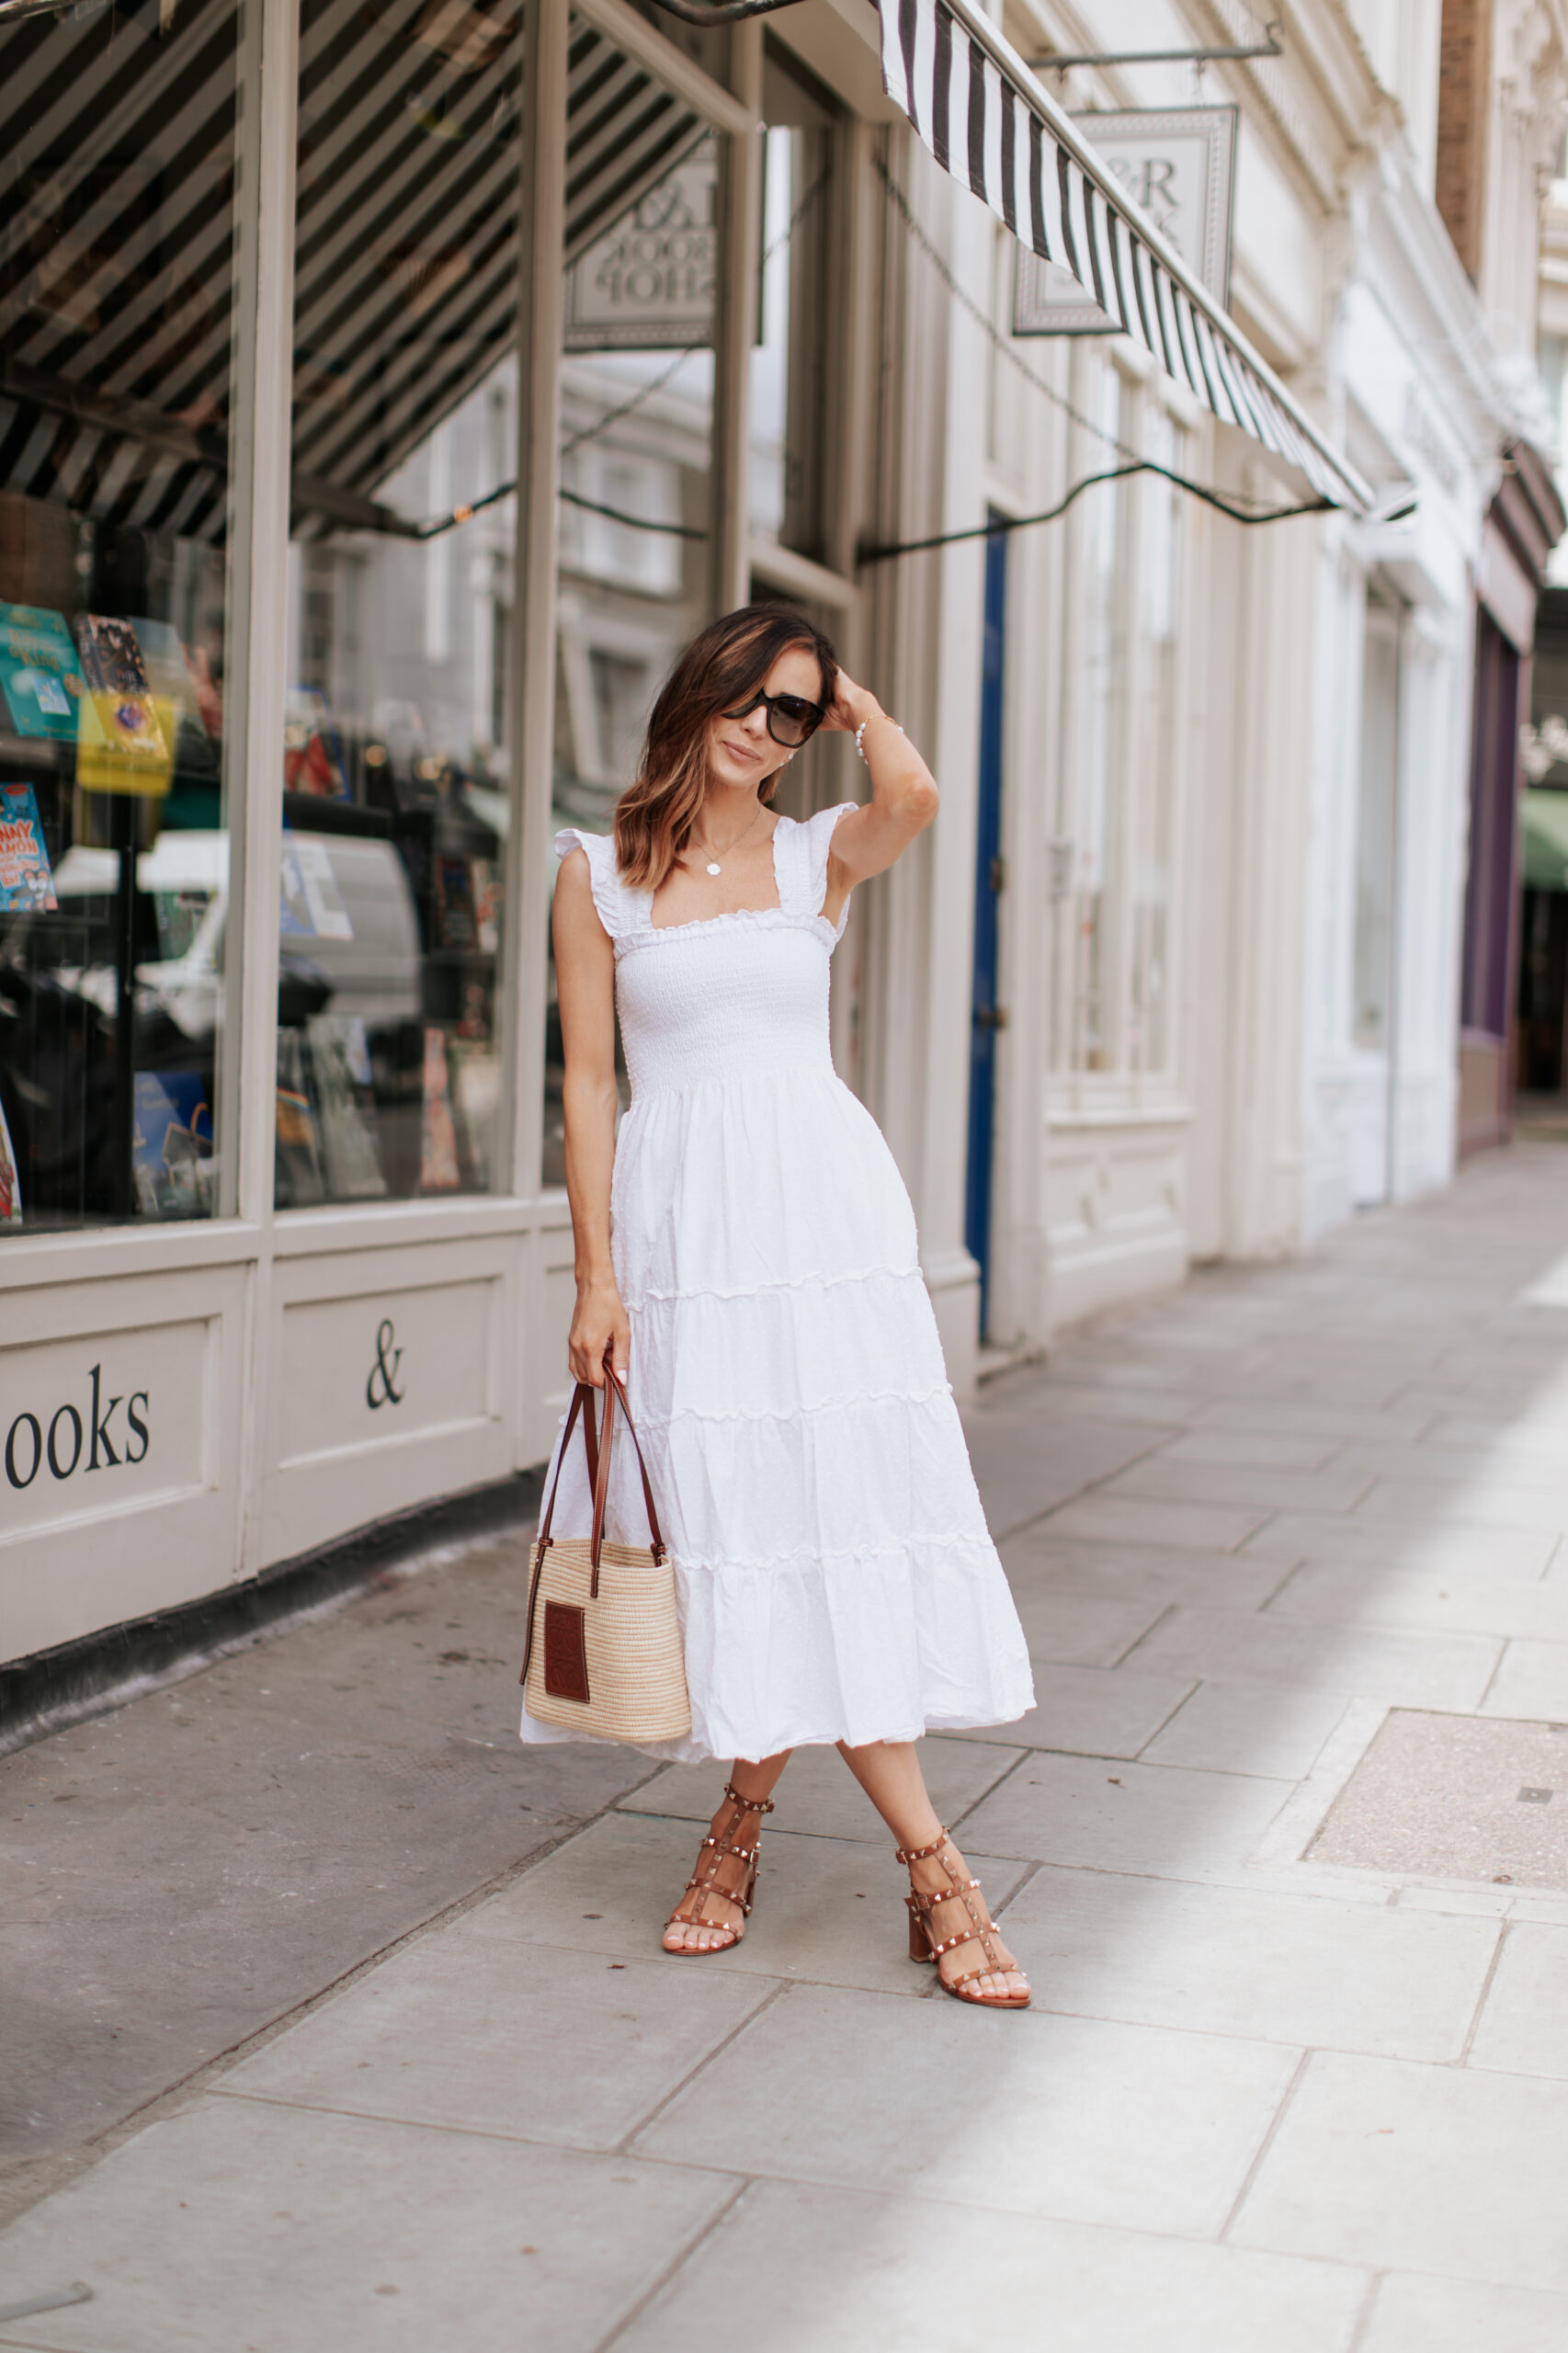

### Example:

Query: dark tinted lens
xmin=767 ymin=695 xmax=821 ymax=745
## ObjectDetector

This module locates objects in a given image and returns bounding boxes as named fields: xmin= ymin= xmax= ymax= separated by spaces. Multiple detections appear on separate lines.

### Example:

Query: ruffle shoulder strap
xmin=778 ymin=801 xmax=857 ymax=930
xmin=554 ymin=826 xmax=634 ymax=940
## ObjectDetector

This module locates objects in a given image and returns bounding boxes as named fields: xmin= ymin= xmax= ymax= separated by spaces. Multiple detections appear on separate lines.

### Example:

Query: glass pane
xmin=1128 ymin=415 xmax=1184 ymax=1076
xmin=545 ymin=27 xmax=717 ymax=1187
xmin=278 ymin=0 xmax=528 ymax=1207
xmin=1356 ymin=604 xmax=1401 ymax=1051
xmin=749 ymin=47 xmax=838 ymax=563
xmin=1065 ymin=359 xmax=1128 ymax=1075
xmin=0 ymin=0 xmax=240 ymax=1233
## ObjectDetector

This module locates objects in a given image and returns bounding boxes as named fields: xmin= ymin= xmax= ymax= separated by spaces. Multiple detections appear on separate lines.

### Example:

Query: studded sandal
xmin=897 ymin=1829 xmax=1030 ymax=2007
xmin=663 ymin=1782 xmax=776 ymax=1954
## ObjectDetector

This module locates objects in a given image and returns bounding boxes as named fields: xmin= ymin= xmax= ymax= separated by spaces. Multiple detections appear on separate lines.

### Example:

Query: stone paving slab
xmin=0 ymin=2099 xmax=732 ymax=2352
xmin=1098 ymin=1458 xmax=1377 ymax=1516
xmin=1332 ymin=1437 xmax=1568 ymax=1497
xmin=1123 ymin=1605 xmax=1502 ymax=1711
xmin=1242 ymin=1513 xmax=1560 ymax=1577
xmin=999 ymin=1865 xmax=1499 ymax=2059
xmin=981 ymin=1664 xmax=1196 ymax=1757
xmin=1481 ymin=1639 xmax=1568 ymax=1717
xmin=955 ymin=1751 xmax=1290 ymax=1875
xmin=213 ymin=1936 xmax=772 ymax=2150
xmin=1189 ymin=1396 xmax=1438 ymax=1440
xmin=995 ymin=1531 xmax=1290 ymax=1611
xmin=1040 ymin=1495 xmax=1271 ymax=1554
xmin=1354 ymin=1477 xmax=1568 ymax=1539
xmin=609 ymin=2178 xmax=1369 ymax=2353
xmin=1358 ymin=2273 xmax=1568 ymax=2353
xmin=1005 ymin=1585 xmax=1171 ymax=1666
xmin=631 ymin=1980 xmax=1299 ymax=2239
xmin=1154 ymin=1428 xmax=1345 ymax=1469
xmin=1232 ymin=2049 xmax=1568 ymax=2291
xmin=1267 ymin=1564 xmax=1568 ymax=1641
xmin=1464 ymin=1924 xmax=1568 ymax=2077
xmin=1141 ymin=1680 xmax=1352 ymax=1779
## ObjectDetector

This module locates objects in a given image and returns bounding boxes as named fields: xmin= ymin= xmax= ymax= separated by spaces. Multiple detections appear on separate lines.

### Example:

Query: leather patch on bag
xmin=542 ymin=1601 xmax=590 ymax=1704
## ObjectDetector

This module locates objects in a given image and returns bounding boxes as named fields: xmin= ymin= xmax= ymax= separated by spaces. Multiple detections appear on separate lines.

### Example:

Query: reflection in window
xmin=545 ymin=60 xmax=719 ymax=1187
xmin=1056 ymin=365 xmax=1186 ymax=1083
xmin=750 ymin=46 xmax=839 ymax=563
xmin=0 ymin=0 xmax=239 ymax=1233
xmin=281 ymin=0 xmax=705 ymax=1207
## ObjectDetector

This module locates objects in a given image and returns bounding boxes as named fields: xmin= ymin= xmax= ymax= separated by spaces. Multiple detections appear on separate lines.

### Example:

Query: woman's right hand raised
xmin=569 ymin=1277 xmax=631 ymax=1386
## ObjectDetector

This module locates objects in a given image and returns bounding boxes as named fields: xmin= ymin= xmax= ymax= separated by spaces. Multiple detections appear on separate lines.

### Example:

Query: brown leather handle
xmin=519 ymin=1354 xmax=666 ymax=1683
xmin=587 ymin=1355 xmax=666 ymax=1594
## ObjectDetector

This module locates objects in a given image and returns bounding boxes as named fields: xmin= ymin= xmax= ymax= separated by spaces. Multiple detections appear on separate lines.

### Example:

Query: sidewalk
xmin=6 ymin=1142 xmax=1568 ymax=2349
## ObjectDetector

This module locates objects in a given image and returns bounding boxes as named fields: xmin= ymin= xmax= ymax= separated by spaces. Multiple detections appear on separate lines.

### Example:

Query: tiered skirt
xmin=520 ymin=1065 xmax=1035 ymax=1762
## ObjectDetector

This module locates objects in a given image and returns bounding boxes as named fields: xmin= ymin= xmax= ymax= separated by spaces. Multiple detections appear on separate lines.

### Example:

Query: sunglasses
xmin=722 ymin=687 xmax=826 ymax=748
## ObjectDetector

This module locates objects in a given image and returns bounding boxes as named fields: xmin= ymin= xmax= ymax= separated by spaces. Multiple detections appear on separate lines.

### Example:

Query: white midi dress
xmin=520 ymin=804 xmax=1035 ymax=1764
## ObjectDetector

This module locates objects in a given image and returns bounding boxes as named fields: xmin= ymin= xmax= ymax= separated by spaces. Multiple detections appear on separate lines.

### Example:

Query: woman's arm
xmin=552 ymin=849 xmax=630 ymax=1386
xmin=818 ymin=673 xmax=939 ymax=916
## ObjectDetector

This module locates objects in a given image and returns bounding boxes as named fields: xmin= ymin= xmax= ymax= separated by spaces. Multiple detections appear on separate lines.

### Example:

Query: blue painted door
xmin=965 ymin=519 xmax=1007 ymax=1335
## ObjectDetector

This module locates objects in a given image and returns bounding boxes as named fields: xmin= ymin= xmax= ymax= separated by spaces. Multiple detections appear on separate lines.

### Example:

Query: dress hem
xmin=518 ymin=1697 xmax=1034 ymax=1766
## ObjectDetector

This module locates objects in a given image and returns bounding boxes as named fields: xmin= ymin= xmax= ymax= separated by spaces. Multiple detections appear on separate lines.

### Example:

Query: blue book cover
xmin=0 ymin=784 xmax=57 ymax=911
xmin=0 ymin=605 xmax=88 ymax=743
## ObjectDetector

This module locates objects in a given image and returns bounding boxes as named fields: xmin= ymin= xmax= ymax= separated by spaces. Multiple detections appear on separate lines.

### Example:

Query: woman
xmin=530 ymin=605 xmax=1035 ymax=2007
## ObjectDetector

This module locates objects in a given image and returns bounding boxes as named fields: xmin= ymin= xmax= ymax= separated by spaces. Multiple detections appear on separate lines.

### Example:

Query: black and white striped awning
xmin=879 ymin=0 xmax=1373 ymax=514
xmin=0 ymin=0 xmax=703 ymax=545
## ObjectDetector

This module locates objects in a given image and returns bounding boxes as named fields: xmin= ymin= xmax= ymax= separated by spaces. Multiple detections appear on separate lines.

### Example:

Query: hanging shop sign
xmin=563 ymin=136 xmax=717 ymax=352
xmin=1013 ymin=107 xmax=1236 ymax=337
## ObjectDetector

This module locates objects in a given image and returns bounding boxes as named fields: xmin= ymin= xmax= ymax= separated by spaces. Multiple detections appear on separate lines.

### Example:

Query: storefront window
xmin=1065 ymin=359 xmax=1128 ymax=1074
xmin=275 ymin=0 xmax=531 ymax=1206
xmin=1056 ymin=366 xmax=1186 ymax=1082
xmin=1128 ymin=414 xmax=1184 ymax=1075
xmin=750 ymin=44 xmax=839 ymax=563
xmin=544 ymin=33 xmax=717 ymax=1186
xmin=0 ymin=0 xmax=240 ymax=1233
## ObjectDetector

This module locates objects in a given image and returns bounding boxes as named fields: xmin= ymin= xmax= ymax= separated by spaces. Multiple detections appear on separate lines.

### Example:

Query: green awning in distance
xmin=1523 ymin=789 xmax=1568 ymax=892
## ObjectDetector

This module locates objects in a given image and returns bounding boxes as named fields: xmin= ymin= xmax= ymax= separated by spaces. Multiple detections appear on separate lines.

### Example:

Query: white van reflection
xmin=48 ymin=829 xmax=422 ymax=1036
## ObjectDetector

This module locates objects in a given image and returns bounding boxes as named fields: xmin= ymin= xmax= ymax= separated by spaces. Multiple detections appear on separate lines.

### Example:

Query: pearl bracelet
xmin=854 ymin=713 xmax=904 ymax=764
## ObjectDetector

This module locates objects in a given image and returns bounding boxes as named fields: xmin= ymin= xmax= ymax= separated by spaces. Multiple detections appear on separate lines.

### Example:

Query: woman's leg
xmin=664 ymin=1749 xmax=792 ymax=1953
xmin=836 ymin=1739 xmax=1028 ymax=2002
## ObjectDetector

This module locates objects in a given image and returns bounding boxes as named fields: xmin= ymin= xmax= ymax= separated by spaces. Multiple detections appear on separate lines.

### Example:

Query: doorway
xmin=965 ymin=518 xmax=1007 ymax=1334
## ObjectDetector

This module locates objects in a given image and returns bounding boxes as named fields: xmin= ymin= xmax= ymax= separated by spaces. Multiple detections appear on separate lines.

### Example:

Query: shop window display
xmin=0 ymin=0 xmax=240 ymax=1232
xmin=285 ymin=0 xmax=710 ymax=1205
xmin=544 ymin=56 xmax=719 ymax=1187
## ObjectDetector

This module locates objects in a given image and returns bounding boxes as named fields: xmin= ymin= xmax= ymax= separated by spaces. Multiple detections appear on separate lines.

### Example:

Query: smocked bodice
xmin=555 ymin=807 xmax=854 ymax=1105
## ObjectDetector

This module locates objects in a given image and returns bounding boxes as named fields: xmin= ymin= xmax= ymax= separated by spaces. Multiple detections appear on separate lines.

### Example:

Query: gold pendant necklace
xmin=694 ymin=802 xmax=765 ymax=877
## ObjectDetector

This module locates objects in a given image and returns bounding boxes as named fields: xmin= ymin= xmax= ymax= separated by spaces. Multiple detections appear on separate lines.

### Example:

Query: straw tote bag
xmin=519 ymin=1367 xmax=690 ymax=1744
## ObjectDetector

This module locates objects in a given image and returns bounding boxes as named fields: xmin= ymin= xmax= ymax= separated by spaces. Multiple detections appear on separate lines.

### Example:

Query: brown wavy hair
xmin=614 ymin=605 xmax=839 ymax=891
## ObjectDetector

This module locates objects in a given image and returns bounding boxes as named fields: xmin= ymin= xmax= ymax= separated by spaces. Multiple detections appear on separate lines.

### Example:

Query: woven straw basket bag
xmin=519 ymin=1367 xmax=690 ymax=1745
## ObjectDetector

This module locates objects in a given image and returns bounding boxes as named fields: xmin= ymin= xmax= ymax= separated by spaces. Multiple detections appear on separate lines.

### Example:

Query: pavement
xmin=6 ymin=1140 xmax=1568 ymax=2348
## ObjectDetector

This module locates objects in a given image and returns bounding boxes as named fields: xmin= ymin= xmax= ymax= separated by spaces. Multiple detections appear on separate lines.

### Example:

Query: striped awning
xmin=879 ymin=0 xmax=1374 ymax=515
xmin=0 ymin=0 xmax=703 ymax=545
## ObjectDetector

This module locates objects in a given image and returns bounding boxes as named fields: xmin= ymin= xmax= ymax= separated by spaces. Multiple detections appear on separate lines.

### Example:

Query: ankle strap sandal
xmin=898 ymin=1828 xmax=1030 ymax=2009
xmin=665 ymin=1783 xmax=774 ymax=1955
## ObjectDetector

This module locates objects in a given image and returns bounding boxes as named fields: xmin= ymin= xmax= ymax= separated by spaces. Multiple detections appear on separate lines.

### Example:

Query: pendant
xmin=705 ymin=860 xmax=721 ymax=876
